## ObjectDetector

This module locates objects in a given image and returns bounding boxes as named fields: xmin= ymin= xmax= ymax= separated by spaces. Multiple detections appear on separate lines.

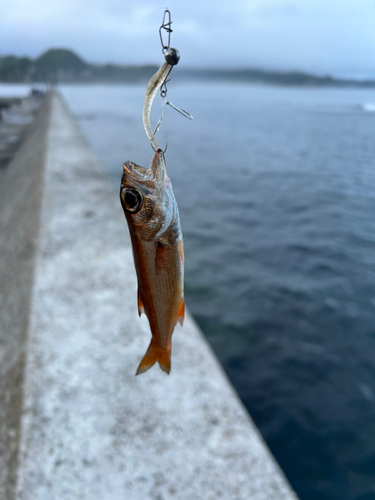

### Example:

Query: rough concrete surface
xmin=14 ymin=91 xmax=298 ymax=500
xmin=0 ymin=97 xmax=42 ymax=169
xmin=0 ymin=94 xmax=51 ymax=500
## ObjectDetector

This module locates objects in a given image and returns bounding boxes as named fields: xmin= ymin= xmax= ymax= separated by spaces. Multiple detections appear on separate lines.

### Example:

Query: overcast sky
xmin=1 ymin=0 xmax=375 ymax=78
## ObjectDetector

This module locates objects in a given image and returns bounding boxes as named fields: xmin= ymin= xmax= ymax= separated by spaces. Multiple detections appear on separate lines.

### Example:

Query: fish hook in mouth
xmin=150 ymin=143 xmax=168 ymax=154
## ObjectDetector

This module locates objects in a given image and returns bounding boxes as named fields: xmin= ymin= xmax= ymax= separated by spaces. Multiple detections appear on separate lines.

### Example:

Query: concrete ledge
xmin=0 ymin=94 xmax=51 ymax=500
xmin=0 ymin=96 xmax=42 ymax=168
xmin=2 ymin=90 xmax=297 ymax=499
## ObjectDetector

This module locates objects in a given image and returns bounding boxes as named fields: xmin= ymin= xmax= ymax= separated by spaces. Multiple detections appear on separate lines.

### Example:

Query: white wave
xmin=361 ymin=102 xmax=375 ymax=112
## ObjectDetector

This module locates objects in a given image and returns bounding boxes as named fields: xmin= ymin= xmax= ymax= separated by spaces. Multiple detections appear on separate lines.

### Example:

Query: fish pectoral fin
xmin=137 ymin=289 xmax=145 ymax=317
xmin=136 ymin=341 xmax=171 ymax=375
xmin=177 ymin=297 xmax=185 ymax=326
xmin=155 ymin=240 xmax=167 ymax=275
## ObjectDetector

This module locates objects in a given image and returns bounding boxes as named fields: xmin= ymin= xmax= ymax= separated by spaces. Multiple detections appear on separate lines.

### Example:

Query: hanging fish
xmin=120 ymin=150 xmax=185 ymax=375
xmin=120 ymin=43 xmax=185 ymax=375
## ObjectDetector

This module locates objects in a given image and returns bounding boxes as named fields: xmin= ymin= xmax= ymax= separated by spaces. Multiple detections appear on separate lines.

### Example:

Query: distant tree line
xmin=1 ymin=48 xmax=374 ymax=87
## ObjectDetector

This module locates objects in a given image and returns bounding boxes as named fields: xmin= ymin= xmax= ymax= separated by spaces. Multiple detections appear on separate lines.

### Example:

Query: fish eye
xmin=121 ymin=188 xmax=143 ymax=213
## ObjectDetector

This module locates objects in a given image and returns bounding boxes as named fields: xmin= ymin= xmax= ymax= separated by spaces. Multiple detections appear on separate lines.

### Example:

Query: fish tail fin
xmin=135 ymin=341 xmax=171 ymax=375
xmin=158 ymin=347 xmax=171 ymax=374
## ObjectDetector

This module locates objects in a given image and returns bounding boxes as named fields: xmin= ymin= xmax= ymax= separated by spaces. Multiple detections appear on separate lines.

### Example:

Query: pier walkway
xmin=1 ymin=90 xmax=298 ymax=500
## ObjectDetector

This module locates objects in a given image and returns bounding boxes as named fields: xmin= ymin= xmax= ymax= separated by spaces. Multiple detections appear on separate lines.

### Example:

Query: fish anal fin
xmin=155 ymin=241 xmax=167 ymax=275
xmin=136 ymin=341 xmax=171 ymax=375
xmin=137 ymin=288 xmax=145 ymax=317
xmin=177 ymin=297 xmax=185 ymax=326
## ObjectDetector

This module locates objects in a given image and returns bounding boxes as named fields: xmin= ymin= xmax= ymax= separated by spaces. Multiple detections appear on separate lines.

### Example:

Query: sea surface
xmin=4 ymin=81 xmax=375 ymax=500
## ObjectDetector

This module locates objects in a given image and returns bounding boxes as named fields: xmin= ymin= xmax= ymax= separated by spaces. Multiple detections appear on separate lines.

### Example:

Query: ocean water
xmin=60 ymin=82 xmax=375 ymax=500
xmin=4 ymin=81 xmax=375 ymax=499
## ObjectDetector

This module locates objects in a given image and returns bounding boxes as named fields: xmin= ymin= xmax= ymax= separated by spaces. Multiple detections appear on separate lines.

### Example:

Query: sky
xmin=1 ymin=0 xmax=375 ymax=78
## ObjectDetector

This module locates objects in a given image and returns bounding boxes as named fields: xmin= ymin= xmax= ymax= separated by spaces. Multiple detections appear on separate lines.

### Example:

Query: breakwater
xmin=0 ymin=90 xmax=297 ymax=500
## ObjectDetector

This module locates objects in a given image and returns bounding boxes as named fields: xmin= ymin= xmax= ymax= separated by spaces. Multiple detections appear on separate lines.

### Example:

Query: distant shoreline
xmin=1 ymin=48 xmax=375 ymax=88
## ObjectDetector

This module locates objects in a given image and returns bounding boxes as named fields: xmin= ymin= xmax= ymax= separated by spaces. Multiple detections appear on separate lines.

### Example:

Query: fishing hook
xmin=166 ymin=101 xmax=193 ymax=120
xmin=150 ymin=141 xmax=168 ymax=154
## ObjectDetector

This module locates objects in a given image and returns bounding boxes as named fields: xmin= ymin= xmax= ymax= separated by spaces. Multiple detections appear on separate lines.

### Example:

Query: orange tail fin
xmin=136 ymin=341 xmax=171 ymax=375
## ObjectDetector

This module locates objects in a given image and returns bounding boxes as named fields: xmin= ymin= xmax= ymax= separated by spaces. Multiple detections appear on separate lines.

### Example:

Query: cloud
xmin=1 ymin=0 xmax=375 ymax=77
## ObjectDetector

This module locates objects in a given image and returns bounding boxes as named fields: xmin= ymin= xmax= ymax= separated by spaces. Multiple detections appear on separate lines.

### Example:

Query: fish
xmin=120 ymin=149 xmax=185 ymax=375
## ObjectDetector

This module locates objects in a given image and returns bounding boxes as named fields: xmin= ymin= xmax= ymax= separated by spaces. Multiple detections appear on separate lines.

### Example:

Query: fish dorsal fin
xmin=138 ymin=288 xmax=145 ymax=317
xmin=177 ymin=297 xmax=185 ymax=326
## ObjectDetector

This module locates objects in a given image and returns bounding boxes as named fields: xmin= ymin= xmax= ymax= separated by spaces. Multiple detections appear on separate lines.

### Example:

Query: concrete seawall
xmin=0 ymin=94 xmax=51 ymax=500
xmin=1 ymin=90 xmax=298 ymax=500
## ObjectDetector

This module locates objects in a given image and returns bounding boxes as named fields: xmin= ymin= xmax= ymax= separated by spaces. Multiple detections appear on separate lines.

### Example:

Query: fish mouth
xmin=123 ymin=150 xmax=163 ymax=181
xmin=123 ymin=160 xmax=150 ymax=179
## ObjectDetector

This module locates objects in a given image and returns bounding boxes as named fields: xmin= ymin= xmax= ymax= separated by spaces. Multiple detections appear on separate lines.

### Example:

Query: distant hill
xmin=0 ymin=49 xmax=158 ymax=83
xmin=35 ymin=49 xmax=89 ymax=81
xmin=1 ymin=48 xmax=375 ymax=87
